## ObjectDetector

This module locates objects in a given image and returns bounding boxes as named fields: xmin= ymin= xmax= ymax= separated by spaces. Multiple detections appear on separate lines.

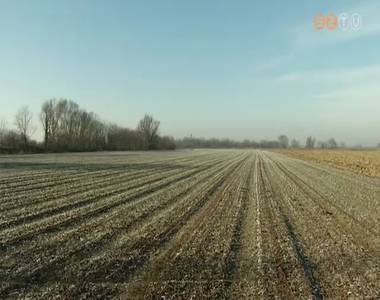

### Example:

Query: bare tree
xmin=0 ymin=119 xmax=6 ymax=130
xmin=158 ymin=135 xmax=176 ymax=150
xmin=327 ymin=138 xmax=338 ymax=149
xmin=137 ymin=114 xmax=160 ymax=150
xmin=290 ymin=138 xmax=300 ymax=148
xmin=305 ymin=136 xmax=316 ymax=149
xmin=40 ymin=99 xmax=107 ymax=152
xmin=278 ymin=135 xmax=289 ymax=148
xmin=15 ymin=106 xmax=35 ymax=149
xmin=0 ymin=119 xmax=7 ymax=145
xmin=317 ymin=140 xmax=327 ymax=149
xmin=40 ymin=99 xmax=57 ymax=150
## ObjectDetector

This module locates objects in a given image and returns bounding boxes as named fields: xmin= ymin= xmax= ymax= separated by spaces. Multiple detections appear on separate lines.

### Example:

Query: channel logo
xmin=314 ymin=12 xmax=362 ymax=31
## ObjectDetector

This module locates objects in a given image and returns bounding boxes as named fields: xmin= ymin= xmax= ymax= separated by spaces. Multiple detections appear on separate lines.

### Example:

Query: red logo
xmin=314 ymin=12 xmax=338 ymax=31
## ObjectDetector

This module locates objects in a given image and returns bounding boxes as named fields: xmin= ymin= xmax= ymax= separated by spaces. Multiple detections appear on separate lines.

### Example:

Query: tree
xmin=259 ymin=140 xmax=280 ymax=148
xmin=40 ymin=99 xmax=56 ymax=151
xmin=278 ymin=135 xmax=289 ymax=148
xmin=327 ymin=138 xmax=338 ymax=149
xmin=40 ymin=99 xmax=107 ymax=152
xmin=158 ymin=136 xmax=176 ymax=150
xmin=137 ymin=114 xmax=160 ymax=150
xmin=106 ymin=124 xmax=140 ymax=150
xmin=0 ymin=119 xmax=6 ymax=130
xmin=15 ymin=106 xmax=35 ymax=149
xmin=290 ymin=138 xmax=300 ymax=148
xmin=317 ymin=140 xmax=327 ymax=149
xmin=0 ymin=119 xmax=7 ymax=145
xmin=305 ymin=136 xmax=316 ymax=149
xmin=2 ymin=130 xmax=21 ymax=150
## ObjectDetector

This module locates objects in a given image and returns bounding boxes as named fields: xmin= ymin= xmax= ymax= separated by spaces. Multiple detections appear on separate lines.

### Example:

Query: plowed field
xmin=0 ymin=150 xmax=379 ymax=299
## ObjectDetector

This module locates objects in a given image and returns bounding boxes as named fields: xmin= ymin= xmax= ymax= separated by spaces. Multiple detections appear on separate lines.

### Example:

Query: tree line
xmin=176 ymin=135 xmax=347 ymax=150
xmin=0 ymin=98 xmax=175 ymax=153
xmin=0 ymin=99 xmax=362 ymax=154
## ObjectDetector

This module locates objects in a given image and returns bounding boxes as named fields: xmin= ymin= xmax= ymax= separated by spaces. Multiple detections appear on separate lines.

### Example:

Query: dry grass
xmin=275 ymin=149 xmax=380 ymax=177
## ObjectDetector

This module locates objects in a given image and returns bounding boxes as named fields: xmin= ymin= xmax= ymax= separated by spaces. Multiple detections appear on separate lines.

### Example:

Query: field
xmin=276 ymin=149 xmax=380 ymax=178
xmin=0 ymin=150 xmax=379 ymax=299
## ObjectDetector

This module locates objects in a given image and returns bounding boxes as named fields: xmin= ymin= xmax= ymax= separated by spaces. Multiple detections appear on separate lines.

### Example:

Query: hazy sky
xmin=1 ymin=0 xmax=379 ymax=146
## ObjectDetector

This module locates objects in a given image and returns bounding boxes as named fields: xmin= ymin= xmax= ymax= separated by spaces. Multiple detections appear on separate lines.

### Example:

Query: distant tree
xmin=106 ymin=124 xmax=141 ymax=151
xmin=260 ymin=140 xmax=280 ymax=148
xmin=40 ymin=99 xmax=107 ymax=152
xmin=317 ymin=140 xmax=327 ymax=149
xmin=137 ymin=114 xmax=160 ymax=150
xmin=0 ymin=119 xmax=7 ymax=145
xmin=316 ymin=138 xmax=338 ymax=149
xmin=175 ymin=136 xmax=259 ymax=149
xmin=2 ymin=130 xmax=21 ymax=150
xmin=339 ymin=142 xmax=346 ymax=149
xmin=278 ymin=135 xmax=289 ymax=148
xmin=305 ymin=136 xmax=316 ymax=149
xmin=242 ymin=139 xmax=252 ymax=148
xmin=158 ymin=136 xmax=176 ymax=150
xmin=0 ymin=119 xmax=6 ymax=131
xmin=290 ymin=138 xmax=300 ymax=148
xmin=327 ymin=138 xmax=338 ymax=149
xmin=15 ymin=106 xmax=35 ymax=149
xmin=40 ymin=99 xmax=57 ymax=151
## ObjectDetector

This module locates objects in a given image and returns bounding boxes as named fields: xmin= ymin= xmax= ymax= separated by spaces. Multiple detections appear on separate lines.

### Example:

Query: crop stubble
xmin=0 ymin=150 xmax=379 ymax=299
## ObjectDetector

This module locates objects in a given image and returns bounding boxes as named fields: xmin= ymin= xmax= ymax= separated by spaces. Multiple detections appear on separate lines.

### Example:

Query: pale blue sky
xmin=1 ymin=0 xmax=379 ymax=145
